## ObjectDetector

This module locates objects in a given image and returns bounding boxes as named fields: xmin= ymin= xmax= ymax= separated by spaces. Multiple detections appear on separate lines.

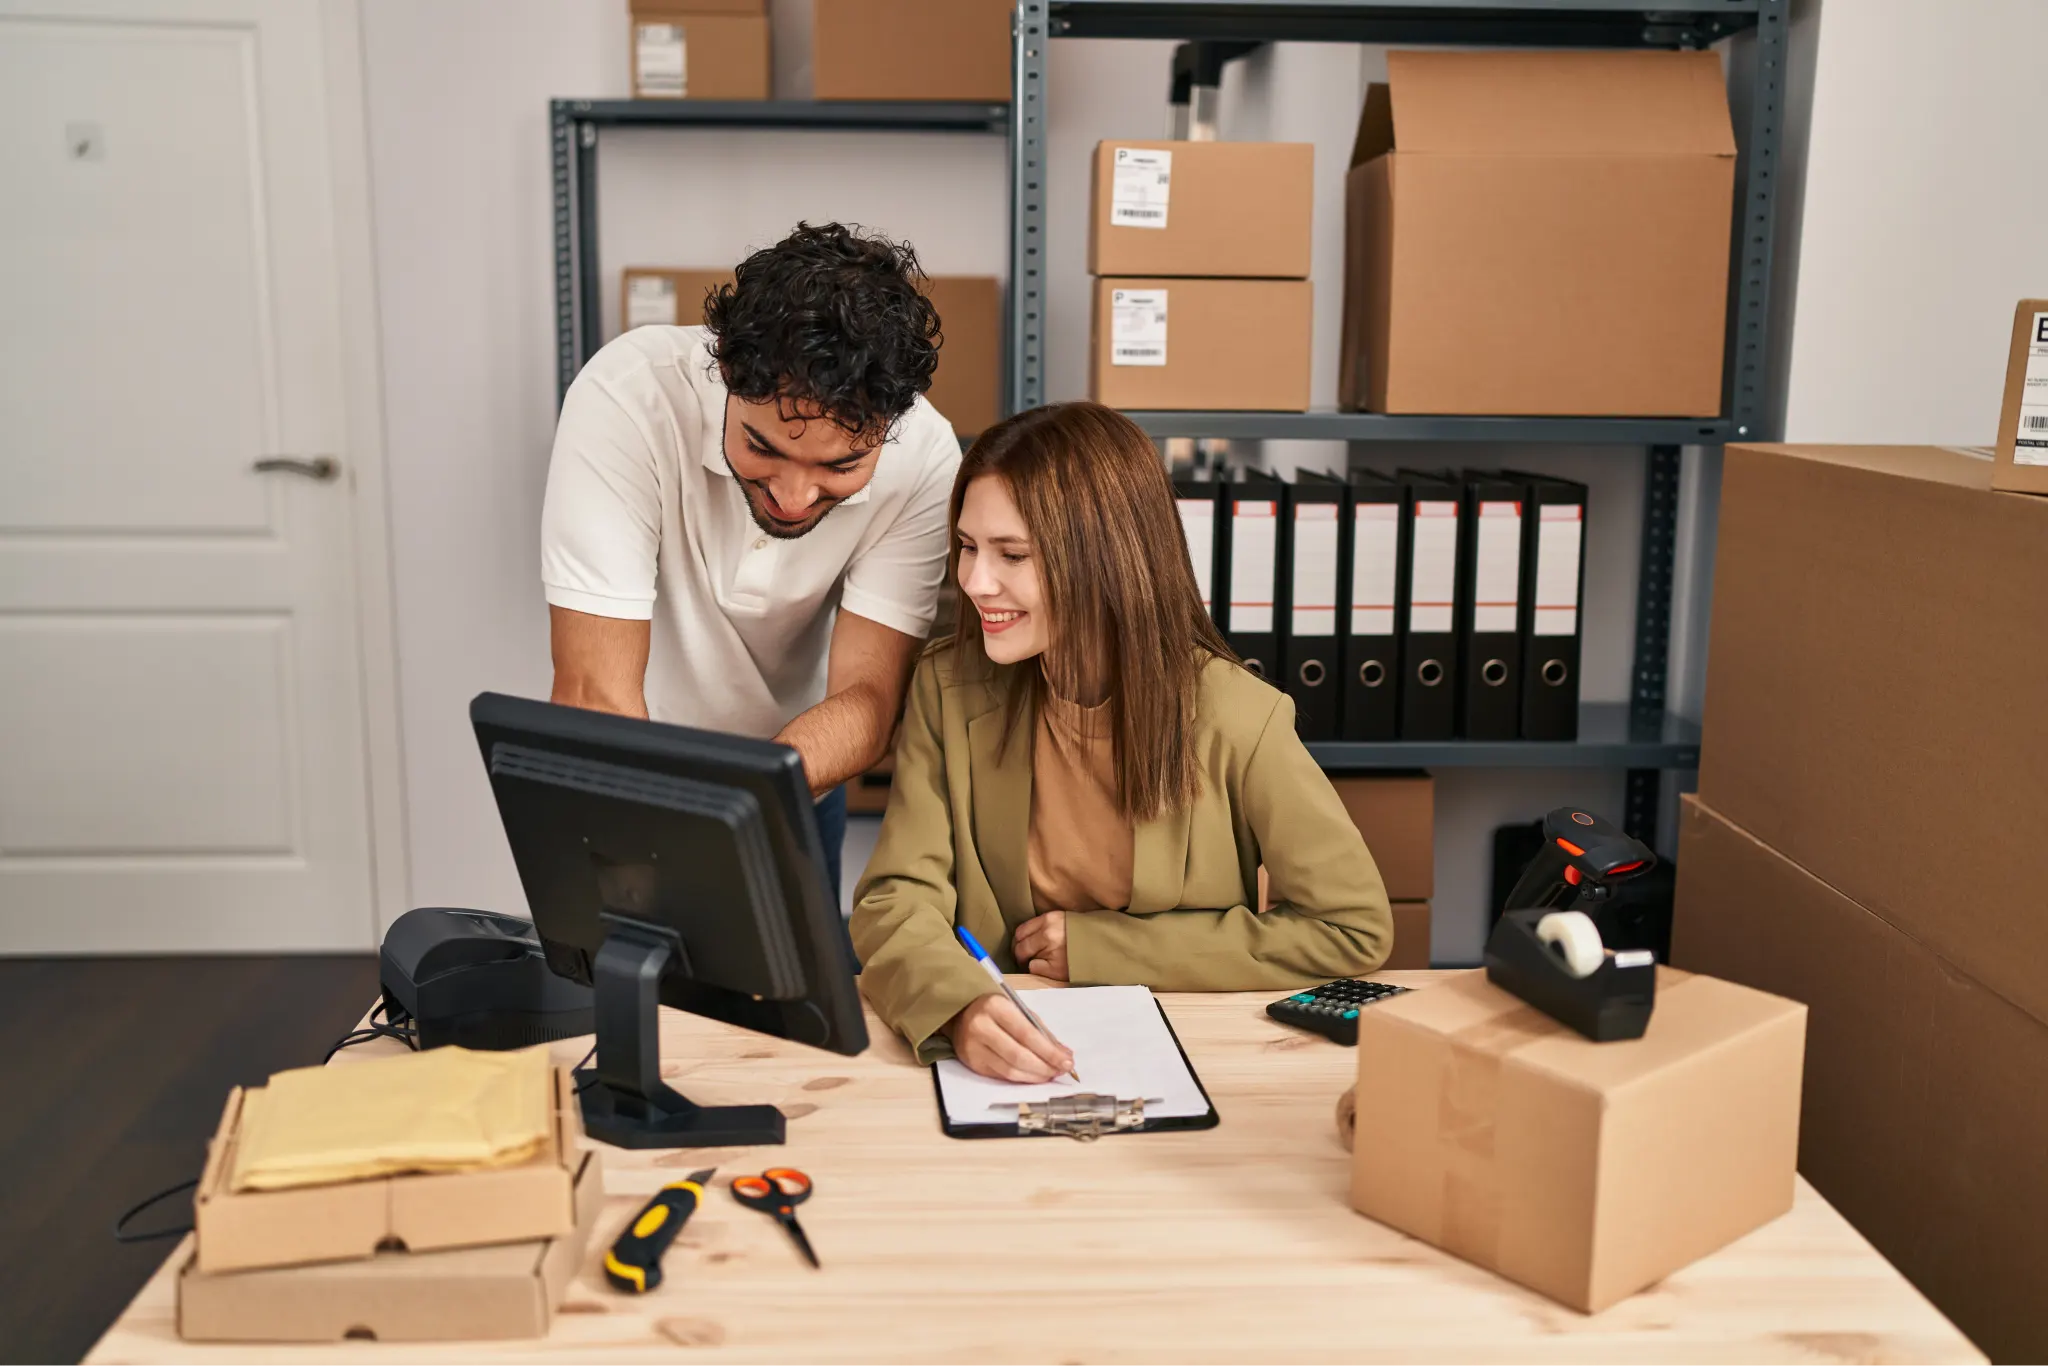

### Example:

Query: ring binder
xmin=1397 ymin=469 xmax=1463 ymax=741
xmin=1282 ymin=471 xmax=1345 ymax=740
xmin=1341 ymin=470 xmax=1403 ymax=741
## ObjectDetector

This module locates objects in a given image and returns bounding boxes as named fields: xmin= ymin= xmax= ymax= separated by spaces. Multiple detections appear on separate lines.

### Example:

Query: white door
xmin=0 ymin=1 xmax=377 ymax=951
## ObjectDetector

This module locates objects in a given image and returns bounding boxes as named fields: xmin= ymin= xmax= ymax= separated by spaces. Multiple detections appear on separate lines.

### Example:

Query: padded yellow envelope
xmin=229 ymin=1045 xmax=553 ymax=1192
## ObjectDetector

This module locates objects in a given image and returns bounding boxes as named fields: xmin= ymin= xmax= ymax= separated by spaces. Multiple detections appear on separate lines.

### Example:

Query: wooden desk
xmin=88 ymin=973 xmax=1980 ymax=1364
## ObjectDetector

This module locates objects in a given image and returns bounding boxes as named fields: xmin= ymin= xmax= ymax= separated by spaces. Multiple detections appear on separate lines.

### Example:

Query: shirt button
xmin=753 ymin=538 xmax=767 ymax=551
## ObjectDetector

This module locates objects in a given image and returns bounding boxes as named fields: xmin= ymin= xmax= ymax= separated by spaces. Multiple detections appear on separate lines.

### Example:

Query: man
xmin=540 ymin=222 xmax=962 ymax=900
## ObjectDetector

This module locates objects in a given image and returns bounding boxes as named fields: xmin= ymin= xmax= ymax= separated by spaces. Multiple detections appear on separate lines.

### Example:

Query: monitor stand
xmin=575 ymin=918 xmax=787 ymax=1149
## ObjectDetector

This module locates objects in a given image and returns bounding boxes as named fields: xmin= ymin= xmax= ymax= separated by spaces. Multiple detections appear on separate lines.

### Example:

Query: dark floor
xmin=0 ymin=955 xmax=379 ymax=1365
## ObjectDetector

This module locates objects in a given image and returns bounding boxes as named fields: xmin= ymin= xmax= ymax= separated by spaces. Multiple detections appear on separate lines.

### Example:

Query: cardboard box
xmin=1385 ymin=900 xmax=1431 ymax=970
xmin=631 ymin=12 xmax=770 ymax=100
xmin=1088 ymin=141 xmax=1314 ymax=279
xmin=811 ymin=0 xmax=1011 ymax=102
xmin=621 ymin=267 xmax=733 ymax=333
xmin=194 ymin=1066 xmax=587 ymax=1274
xmin=1698 ymin=442 xmax=2048 ymax=1028
xmin=923 ymin=275 xmax=1002 ymax=436
xmin=1090 ymin=277 xmax=1311 ymax=412
xmin=632 ymin=0 xmax=764 ymax=12
xmin=1673 ymin=794 xmax=2037 ymax=1362
xmin=1348 ymin=966 xmax=1805 ymax=1313
xmin=179 ymin=1144 xmax=604 ymax=1343
xmin=1329 ymin=774 xmax=1432 ymax=902
xmin=1992 ymin=298 xmax=2048 ymax=496
xmin=1337 ymin=50 xmax=1734 ymax=416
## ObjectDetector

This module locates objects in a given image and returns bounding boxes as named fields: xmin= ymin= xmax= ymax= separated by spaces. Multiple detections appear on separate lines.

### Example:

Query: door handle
xmin=252 ymin=456 xmax=340 ymax=482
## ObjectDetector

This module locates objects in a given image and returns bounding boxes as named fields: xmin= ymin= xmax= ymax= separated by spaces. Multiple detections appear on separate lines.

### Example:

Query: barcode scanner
xmin=1503 ymin=807 xmax=1658 ymax=917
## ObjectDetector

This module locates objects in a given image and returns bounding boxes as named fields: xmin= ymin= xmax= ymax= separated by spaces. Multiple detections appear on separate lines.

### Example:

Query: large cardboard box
xmin=1992 ymin=297 xmax=2048 ymax=496
xmin=630 ymin=11 xmax=771 ymax=100
xmin=179 ymin=1144 xmax=605 ymax=1343
xmin=1087 ymin=141 xmax=1313 ymax=279
xmin=1329 ymin=774 xmax=1432 ymax=902
xmin=1698 ymin=443 xmax=2048 ymax=1027
xmin=1090 ymin=277 xmax=1310 ymax=412
xmin=1673 ymin=794 xmax=2036 ymax=1362
xmin=811 ymin=0 xmax=1011 ymax=102
xmin=194 ymin=1066 xmax=587 ymax=1274
xmin=1337 ymin=50 xmax=1734 ymax=416
xmin=621 ymin=267 xmax=732 ymax=333
xmin=922 ymin=275 xmax=1002 ymax=437
xmin=1349 ymin=966 xmax=1805 ymax=1313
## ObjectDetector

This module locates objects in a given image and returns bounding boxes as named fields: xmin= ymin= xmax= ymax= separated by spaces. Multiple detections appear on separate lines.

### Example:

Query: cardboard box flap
xmin=1738 ymin=441 xmax=1997 ymax=492
xmin=1378 ymin=50 xmax=1736 ymax=158
xmin=1348 ymin=83 xmax=1394 ymax=168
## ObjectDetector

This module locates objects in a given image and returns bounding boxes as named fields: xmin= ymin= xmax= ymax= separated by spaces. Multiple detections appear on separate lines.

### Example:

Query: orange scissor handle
xmin=732 ymin=1168 xmax=812 ymax=1209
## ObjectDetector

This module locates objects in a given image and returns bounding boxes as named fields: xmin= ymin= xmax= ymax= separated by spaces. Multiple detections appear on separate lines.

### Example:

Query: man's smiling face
xmin=721 ymin=391 xmax=882 ymax=540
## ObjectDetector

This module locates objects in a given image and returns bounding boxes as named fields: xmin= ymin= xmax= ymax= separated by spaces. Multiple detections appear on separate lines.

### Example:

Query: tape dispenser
xmin=1485 ymin=807 xmax=1659 ymax=1041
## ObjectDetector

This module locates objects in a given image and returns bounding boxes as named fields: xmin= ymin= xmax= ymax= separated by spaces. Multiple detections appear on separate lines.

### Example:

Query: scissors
xmin=731 ymin=1167 xmax=820 ymax=1268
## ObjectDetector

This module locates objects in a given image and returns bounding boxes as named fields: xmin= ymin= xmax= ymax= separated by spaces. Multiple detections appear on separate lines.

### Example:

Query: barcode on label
xmin=1121 ymin=208 xmax=1164 ymax=220
xmin=2026 ymin=416 xmax=2048 ymax=430
xmin=1113 ymin=345 xmax=1164 ymax=363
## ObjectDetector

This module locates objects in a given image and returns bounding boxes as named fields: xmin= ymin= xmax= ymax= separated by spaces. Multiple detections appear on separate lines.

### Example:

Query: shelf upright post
xmin=1624 ymin=442 xmax=1682 ymax=844
xmin=1008 ymin=1 xmax=1052 ymax=417
xmin=552 ymin=100 xmax=578 ymax=407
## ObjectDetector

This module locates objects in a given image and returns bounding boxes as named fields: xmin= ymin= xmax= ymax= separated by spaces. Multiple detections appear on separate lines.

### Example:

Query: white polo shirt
xmin=540 ymin=326 xmax=961 ymax=738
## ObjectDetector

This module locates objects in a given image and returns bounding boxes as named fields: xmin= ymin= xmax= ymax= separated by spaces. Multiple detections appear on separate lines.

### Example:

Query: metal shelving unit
xmin=551 ymin=98 xmax=1011 ymax=405
xmin=1006 ymin=0 xmax=1788 ymax=841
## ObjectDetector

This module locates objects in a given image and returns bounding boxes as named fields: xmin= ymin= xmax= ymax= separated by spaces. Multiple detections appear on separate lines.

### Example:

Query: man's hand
xmin=549 ymin=606 xmax=651 ymax=718
xmin=1012 ymin=912 xmax=1069 ymax=982
xmin=943 ymin=993 xmax=1075 ymax=1083
xmin=773 ymin=609 xmax=921 ymax=795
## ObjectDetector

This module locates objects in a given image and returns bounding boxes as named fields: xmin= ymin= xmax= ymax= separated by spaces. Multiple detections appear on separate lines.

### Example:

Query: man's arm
xmin=549 ymin=605 xmax=652 ymax=719
xmin=774 ymin=608 xmax=922 ymax=795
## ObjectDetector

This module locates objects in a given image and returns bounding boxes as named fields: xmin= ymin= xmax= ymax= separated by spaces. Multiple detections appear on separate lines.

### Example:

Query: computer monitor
xmin=470 ymin=691 xmax=867 ymax=1149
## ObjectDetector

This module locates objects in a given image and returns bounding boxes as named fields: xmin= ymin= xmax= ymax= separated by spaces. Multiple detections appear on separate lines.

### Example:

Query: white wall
xmin=1774 ymin=0 xmax=2048 ymax=444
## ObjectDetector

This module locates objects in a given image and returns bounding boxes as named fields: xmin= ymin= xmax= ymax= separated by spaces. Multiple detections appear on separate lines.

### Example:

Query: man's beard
xmin=724 ymin=451 xmax=840 ymax=540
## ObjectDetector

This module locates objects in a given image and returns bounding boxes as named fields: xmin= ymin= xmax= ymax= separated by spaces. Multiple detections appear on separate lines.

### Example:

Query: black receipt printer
xmin=379 ymin=906 xmax=595 ymax=1051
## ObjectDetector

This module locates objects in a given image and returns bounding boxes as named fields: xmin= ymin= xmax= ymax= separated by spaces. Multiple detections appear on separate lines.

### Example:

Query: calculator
xmin=1266 ymin=979 xmax=1411 ymax=1046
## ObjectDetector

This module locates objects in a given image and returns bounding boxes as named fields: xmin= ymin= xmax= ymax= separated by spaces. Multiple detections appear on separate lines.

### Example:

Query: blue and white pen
xmin=954 ymin=924 xmax=1081 ymax=1083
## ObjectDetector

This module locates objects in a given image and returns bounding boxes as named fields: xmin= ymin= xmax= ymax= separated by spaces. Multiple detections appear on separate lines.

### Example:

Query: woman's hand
xmin=1012 ymin=912 xmax=1069 ymax=981
xmin=943 ymin=993 xmax=1075 ymax=1082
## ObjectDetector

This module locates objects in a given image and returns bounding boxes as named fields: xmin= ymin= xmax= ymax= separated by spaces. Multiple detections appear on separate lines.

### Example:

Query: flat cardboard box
xmin=1349 ymin=965 xmax=1805 ymax=1314
xmin=1992 ymin=297 xmax=2048 ymax=496
xmin=1698 ymin=442 xmax=2048 ymax=1028
xmin=632 ymin=0 xmax=764 ymax=12
xmin=620 ymin=267 xmax=732 ymax=333
xmin=630 ymin=12 xmax=770 ymax=100
xmin=179 ymin=1144 xmax=604 ymax=1343
xmin=1329 ymin=774 xmax=1433 ymax=902
xmin=1673 ymin=794 xmax=2034 ymax=1362
xmin=1090 ymin=277 xmax=1311 ymax=412
xmin=1337 ymin=50 xmax=1734 ymax=416
xmin=811 ymin=0 xmax=1011 ymax=102
xmin=923 ymin=275 xmax=1002 ymax=436
xmin=1088 ymin=141 xmax=1314 ymax=279
xmin=194 ymin=1065 xmax=586 ymax=1274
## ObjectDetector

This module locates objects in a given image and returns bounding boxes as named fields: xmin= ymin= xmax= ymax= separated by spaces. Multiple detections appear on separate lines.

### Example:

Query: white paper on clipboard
xmin=934 ymin=986 xmax=1209 ymax=1126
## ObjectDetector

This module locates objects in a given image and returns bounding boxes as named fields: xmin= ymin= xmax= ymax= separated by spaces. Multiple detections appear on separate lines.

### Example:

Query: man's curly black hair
xmin=704 ymin=222 xmax=942 ymax=446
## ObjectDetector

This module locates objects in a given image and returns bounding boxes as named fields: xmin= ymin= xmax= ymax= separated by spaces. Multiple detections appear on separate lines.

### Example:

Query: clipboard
xmin=931 ymin=988 xmax=1220 ymax=1140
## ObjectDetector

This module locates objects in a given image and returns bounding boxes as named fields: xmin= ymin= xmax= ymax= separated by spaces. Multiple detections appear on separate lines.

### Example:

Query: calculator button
xmin=1343 ymin=1009 xmax=1360 ymax=1020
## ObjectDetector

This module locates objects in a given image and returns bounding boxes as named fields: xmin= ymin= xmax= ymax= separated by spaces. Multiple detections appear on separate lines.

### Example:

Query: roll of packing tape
xmin=1335 ymin=1085 xmax=1357 ymax=1152
xmin=1535 ymin=910 xmax=1605 ymax=979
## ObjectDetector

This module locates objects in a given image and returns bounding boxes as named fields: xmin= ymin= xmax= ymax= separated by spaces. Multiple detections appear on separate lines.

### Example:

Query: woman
xmin=849 ymin=403 xmax=1392 ymax=1082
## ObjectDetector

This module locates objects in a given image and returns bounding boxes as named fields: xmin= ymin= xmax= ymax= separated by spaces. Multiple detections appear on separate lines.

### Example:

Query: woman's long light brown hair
xmin=949 ymin=402 xmax=1237 ymax=822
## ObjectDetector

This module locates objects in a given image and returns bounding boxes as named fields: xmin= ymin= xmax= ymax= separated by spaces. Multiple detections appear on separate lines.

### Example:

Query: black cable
xmin=571 ymin=1043 xmax=600 ymax=1093
xmin=112 ymin=1178 xmax=198 ymax=1244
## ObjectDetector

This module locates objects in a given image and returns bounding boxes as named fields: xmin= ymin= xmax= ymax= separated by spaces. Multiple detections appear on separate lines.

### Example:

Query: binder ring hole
xmin=1481 ymin=659 xmax=1509 ymax=687
xmin=1541 ymin=660 xmax=1570 ymax=687
xmin=1359 ymin=660 xmax=1387 ymax=689
xmin=1298 ymin=659 xmax=1326 ymax=688
xmin=1415 ymin=659 xmax=1444 ymax=688
xmin=1243 ymin=658 xmax=1266 ymax=679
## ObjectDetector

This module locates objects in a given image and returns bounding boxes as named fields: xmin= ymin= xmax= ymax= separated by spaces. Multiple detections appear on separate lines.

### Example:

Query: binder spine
xmin=1223 ymin=480 xmax=1282 ymax=681
xmin=1341 ymin=481 xmax=1403 ymax=742
xmin=1398 ymin=479 xmax=1461 ymax=741
xmin=1281 ymin=477 xmax=1342 ymax=741
xmin=1172 ymin=479 xmax=1221 ymax=628
xmin=1522 ymin=488 xmax=1586 ymax=741
xmin=1457 ymin=477 xmax=1526 ymax=741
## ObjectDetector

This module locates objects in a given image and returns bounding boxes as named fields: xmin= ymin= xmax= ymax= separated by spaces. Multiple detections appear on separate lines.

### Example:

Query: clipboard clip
xmin=1004 ymin=1093 xmax=1147 ymax=1141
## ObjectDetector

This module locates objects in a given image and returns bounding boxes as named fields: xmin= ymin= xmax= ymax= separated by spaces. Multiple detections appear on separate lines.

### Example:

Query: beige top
xmin=1026 ymin=690 xmax=1134 ymax=915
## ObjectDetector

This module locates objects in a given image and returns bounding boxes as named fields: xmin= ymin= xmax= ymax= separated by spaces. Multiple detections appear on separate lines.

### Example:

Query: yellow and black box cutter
xmin=604 ymin=1167 xmax=715 ymax=1294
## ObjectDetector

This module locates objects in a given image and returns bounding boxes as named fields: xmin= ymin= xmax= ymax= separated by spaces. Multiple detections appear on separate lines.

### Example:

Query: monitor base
xmin=575 ymin=1073 xmax=787 ymax=1149
xmin=578 ymin=914 xmax=788 ymax=1150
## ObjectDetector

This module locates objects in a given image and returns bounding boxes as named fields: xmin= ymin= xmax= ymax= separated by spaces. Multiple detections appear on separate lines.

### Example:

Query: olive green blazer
xmin=849 ymin=647 xmax=1393 ymax=1061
